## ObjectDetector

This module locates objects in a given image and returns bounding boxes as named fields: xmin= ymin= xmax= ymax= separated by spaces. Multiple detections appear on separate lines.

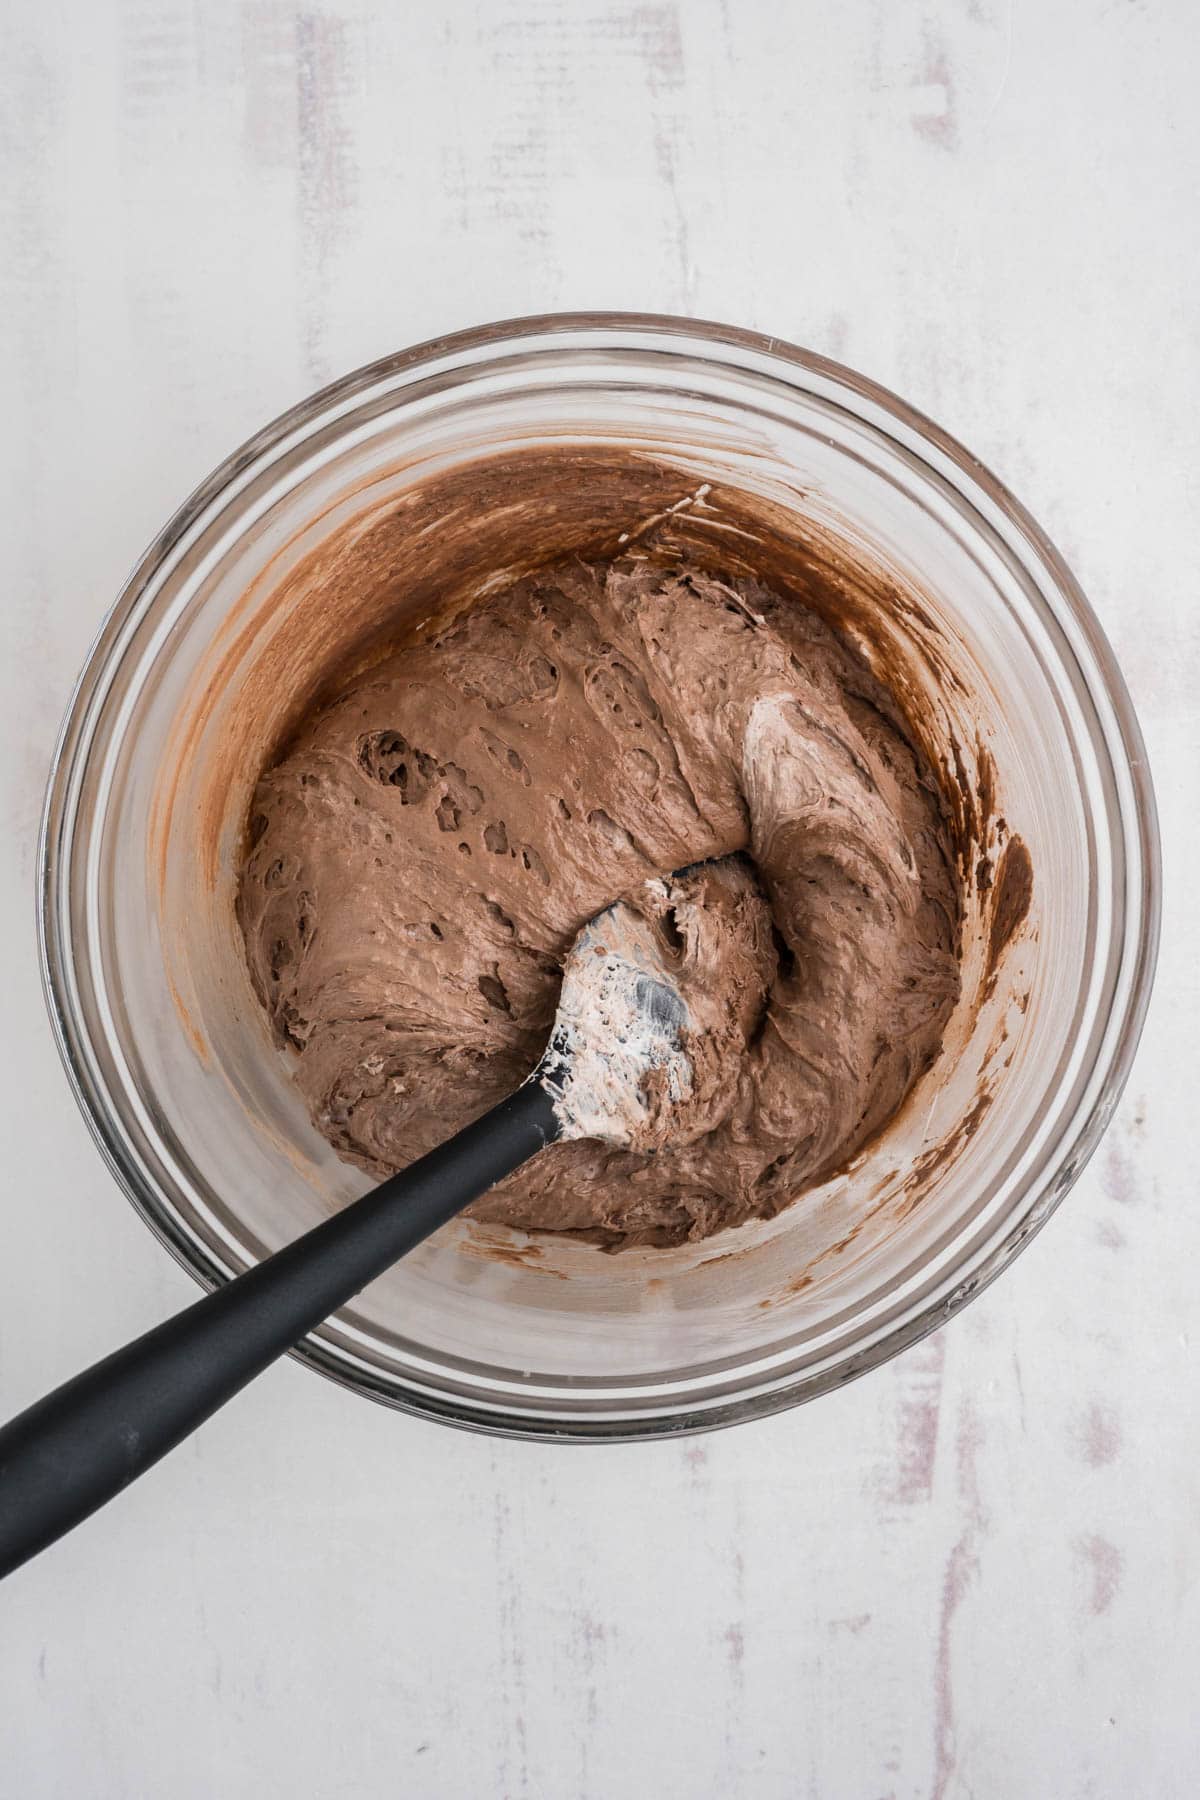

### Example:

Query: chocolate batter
xmin=238 ymin=557 xmax=963 ymax=1247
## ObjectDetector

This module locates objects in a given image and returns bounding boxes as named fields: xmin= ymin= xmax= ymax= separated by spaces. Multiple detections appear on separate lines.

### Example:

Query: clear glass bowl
xmin=39 ymin=314 xmax=1160 ymax=1439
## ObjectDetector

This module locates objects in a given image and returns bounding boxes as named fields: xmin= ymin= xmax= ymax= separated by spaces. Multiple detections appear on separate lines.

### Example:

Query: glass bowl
xmin=39 ymin=314 xmax=1160 ymax=1439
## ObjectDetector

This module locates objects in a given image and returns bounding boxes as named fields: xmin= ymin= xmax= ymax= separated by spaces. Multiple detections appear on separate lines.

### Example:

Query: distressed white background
xmin=1 ymin=2 xmax=1196 ymax=1795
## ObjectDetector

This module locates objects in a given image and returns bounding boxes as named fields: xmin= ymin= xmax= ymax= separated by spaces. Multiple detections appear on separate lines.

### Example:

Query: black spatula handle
xmin=0 ymin=1080 xmax=559 ymax=1580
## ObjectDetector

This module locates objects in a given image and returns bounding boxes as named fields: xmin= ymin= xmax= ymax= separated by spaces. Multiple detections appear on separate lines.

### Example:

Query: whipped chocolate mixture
xmin=238 ymin=558 xmax=963 ymax=1247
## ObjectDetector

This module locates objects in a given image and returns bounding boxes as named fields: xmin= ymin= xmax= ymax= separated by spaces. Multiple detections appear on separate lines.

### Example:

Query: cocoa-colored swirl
xmin=238 ymin=559 xmax=962 ymax=1247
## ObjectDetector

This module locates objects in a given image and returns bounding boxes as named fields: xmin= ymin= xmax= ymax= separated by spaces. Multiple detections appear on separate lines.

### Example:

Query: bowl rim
xmin=38 ymin=310 xmax=1162 ymax=1440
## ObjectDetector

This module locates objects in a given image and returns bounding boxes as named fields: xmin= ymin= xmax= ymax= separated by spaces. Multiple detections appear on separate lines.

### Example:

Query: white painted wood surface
xmin=1 ymin=2 xmax=1196 ymax=1794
